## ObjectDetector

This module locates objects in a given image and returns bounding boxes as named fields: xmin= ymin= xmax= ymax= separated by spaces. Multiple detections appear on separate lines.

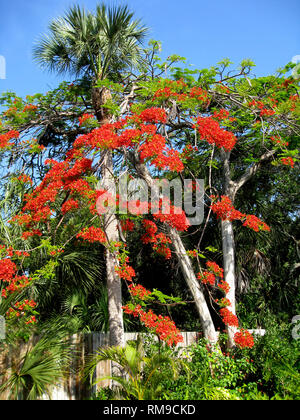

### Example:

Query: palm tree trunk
xmin=93 ymin=86 xmax=125 ymax=347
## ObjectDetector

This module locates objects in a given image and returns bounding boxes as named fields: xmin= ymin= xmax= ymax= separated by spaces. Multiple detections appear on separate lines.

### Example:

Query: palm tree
xmin=33 ymin=3 xmax=147 ymax=119
xmin=0 ymin=331 xmax=71 ymax=400
xmin=84 ymin=337 xmax=190 ymax=400
xmin=33 ymin=3 xmax=148 ymax=347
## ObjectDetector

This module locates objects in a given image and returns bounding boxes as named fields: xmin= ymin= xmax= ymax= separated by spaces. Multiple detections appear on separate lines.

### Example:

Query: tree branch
xmin=232 ymin=149 xmax=276 ymax=198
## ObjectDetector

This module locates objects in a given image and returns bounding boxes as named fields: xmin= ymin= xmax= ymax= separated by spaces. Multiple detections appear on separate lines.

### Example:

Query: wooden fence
xmin=0 ymin=331 xmax=200 ymax=400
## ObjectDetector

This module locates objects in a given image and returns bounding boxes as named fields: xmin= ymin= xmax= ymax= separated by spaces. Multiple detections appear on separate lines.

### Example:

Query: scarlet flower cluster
xmin=197 ymin=261 xmax=223 ymax=286
xmin=49 ymin=249 xmax=64 ymax=257
xmin=234 ymin=328 xmax=255 ymax=348
xmin=118 ymin=128 xmax=141 ymax=147
xmin=128 ymin=283 xmax=151 ymax=300
xmin=153 ymin=86 xmax=175 ymax=100
xmin=21 ymin=230 xmax=42 ymax=240
xmin=195 ymin=117 xmax=237 ymax=151
xmin=152 ymin=199 xmax=190 ymax=231
xmin=206 ymin=261 xmax=224 ymax=278
xmin=13 ymin=154 xmax=94 ymax=237
xmin=115 ymin=263 xmax=136 ymax=282
xmin=0 ymin=130 xmax=19 ymax=149
xmin=61 ymin=199 xmax=79 ymax=215
xmin=15 ymin=299 xmax=37 ymax=310
xmin=0 ymin=258 xmax=17 ymax=280
xmin=75 ymin=109 xmax=183 ymax=173
xmin=211 ymin=196 xmax=270 ymax=232
xmin=75 ymin=113 xmax=180 ymax=173
xmin=210 ymin=196 xmax=244 ymax=221
xmin=219 ymin=307 xmax=239 ymax=327
xmin=74 ymin=122 xmax=123 ymax=150
xmin=79 ymin=113 xmax=95 ymax=125
xmin=218 ymin=280 xmax=230 ymax=294
xmin=197 ymin=271 xmax=215 ymax=286
xmin=25 ymin=315 xmax=37 ymax=325
xmin=189 ymin=86 xmax=209 ymax=104
xmin=1 ymin=275 xmax=31 ymax=298
xmin=122 ymin=304 xmax=183 ymax=346
xmin=152 ymin=148 xmax=184 ymax=172
xmin=23 ymin=104 xmax=37 ymax=113
xmin=141 ymin=219 xmax=158 ymax=243
xmin=0 ymin=245 xmax=30 ymax=258
xmin=17 ymin=174 xmax=33 ymax=185
xmin=242 ymin=215 xmax=270 ymax=232
xmin=248 ymin=100 xmax=275 ymax=117
xmin=120 ymin=219 xmax=135 ymax=232
xmin=6 ymin=298 xmax=37 ymax=325
xmin=141 ymin=220 xmax=172 ymax=259
xmin=139 ymin=134 xmax=166 ymax=161
xmin=138 ymin=108 xmax=167 ymax=124
xmin=215 ymin=297 xmax=231 ymax=308
xmin=152 ymin=232 xmax=172 ymax=259
xmin=76 ymin=226 xmax=106 ymax=243
xmin=289 ymin=94 xmax=299 ymax=111
xmin=280 ymin=157 xmax=295 ymax=168
xmin=270 ymin=136 xmax=289 ymax=148
xmin=0 ymin=258 xmax=31 ymax=298
xmin=186 ymin=249 xmax=198 ymax=258
xmin=212 ymin=109 xmax=230 ymax=121
xmin=152 ymin=79 xmax=188 ymax=103
xmin=138 ymin=131 xmax=184 ymax=172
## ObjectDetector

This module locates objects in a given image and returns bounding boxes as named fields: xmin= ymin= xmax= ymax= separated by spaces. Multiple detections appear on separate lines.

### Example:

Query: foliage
xmin=246 ymin=320 xmax=300 ymax=399
xmin=158 ymin=337 xmax=254 ymax=400
xmin=0 ymin=330 xmax=71 ymax=400
xmin=85 ymin=336 xmax=189 ymax=400
xmin=0 ymin=2 xmax=299 ymax=399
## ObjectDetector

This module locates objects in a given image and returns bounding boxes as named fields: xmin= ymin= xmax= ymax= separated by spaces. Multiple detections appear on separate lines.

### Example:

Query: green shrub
xmin=246 ymin=320 xmax=300 ymax=399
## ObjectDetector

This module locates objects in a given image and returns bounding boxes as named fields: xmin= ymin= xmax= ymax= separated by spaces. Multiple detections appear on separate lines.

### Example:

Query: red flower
xmin=234 ymin=329 xmax=254 ymax=348
xmin=195 ymin=117 xmax=237 ymax=151
xmin=220 ymin=308 xmax=239 ymax=327
xmin=115 ymin=264 xmax=136 ymax=282
xmin=211 ymin=196 xmax=244 ymax=221
xmin=76 ymin=226 xmax=106 ymax=243
xmin=197 ymin=271 xmax=215 ymax=286
xmin=138 ymin=108 xmax=167 ymax=124
xmin=0 ymin=259 xmax=17 ymax=281
xmin=280 ymin=157 xmax=295 ymax=168
xmin=128 ymin=284 xmax=151 ymax=300
xmin=61 ymin=199 xmax=79 ymax=214
xmin=120 ymin=219 xmax=135 ymax=232
xmin=79 ymin=113 xmax=95 ymax=126
xmin=242 ymin=215 xmax=270 ymax=232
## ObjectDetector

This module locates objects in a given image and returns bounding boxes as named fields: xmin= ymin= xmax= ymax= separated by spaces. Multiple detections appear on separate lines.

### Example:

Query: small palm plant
xmin=84 ymin=336 xmax=190 ymax=400
xmin=0 ymin=334 xmax=71 ymax=400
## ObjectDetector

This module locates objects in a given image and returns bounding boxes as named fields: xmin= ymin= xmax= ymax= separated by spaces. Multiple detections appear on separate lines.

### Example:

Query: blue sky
xmin=0 ymin=0 xmax=299 ymax=97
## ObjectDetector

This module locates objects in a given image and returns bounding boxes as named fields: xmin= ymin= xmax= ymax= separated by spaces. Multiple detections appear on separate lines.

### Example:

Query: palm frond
xmin=33 ymin=2 xmax=149 ymax=80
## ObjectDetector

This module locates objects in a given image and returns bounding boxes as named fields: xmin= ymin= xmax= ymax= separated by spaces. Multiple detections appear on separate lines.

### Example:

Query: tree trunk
xmin=132 ymin=155 xmax=218 ymax=345
xmin=93 ymin=86 xmax=125 ymax=347
xmin=169 ymin=227 xmax=218 ymax=344
xmin=221 ymin=151 xmax=237 ymax=348
xmin=221 ymin=218 xmax=237 ymax=348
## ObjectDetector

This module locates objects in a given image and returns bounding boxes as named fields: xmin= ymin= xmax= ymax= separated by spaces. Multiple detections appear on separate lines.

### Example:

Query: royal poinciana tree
xmin=0 ymin=34 xmax=299 ymax=348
